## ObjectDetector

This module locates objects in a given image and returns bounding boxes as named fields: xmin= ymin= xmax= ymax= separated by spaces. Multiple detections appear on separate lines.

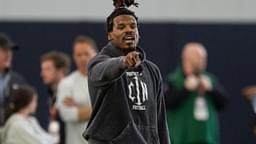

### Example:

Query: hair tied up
xmin=113 ymin=0 xmax=139 ymax=8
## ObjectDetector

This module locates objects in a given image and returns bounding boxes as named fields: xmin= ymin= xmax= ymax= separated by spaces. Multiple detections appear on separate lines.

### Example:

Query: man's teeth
xmin=124 ymin=37 xmax=134 ymax=40
xmin=125 ymin=40 xmax=133 ymax=43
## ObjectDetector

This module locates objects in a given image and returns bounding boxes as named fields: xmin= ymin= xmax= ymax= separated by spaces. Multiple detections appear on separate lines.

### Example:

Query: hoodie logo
xmin=126 ymin=72 xmax=148 ymax=110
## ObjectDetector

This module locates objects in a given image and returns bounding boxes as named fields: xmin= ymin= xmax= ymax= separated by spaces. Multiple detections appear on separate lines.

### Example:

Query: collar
xmin=104 ymin=42 xmax=146 ymax=62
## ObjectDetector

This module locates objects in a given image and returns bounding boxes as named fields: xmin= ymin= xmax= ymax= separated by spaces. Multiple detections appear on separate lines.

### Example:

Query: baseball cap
xmin=0 ymin=32 xmax=18 ymax=50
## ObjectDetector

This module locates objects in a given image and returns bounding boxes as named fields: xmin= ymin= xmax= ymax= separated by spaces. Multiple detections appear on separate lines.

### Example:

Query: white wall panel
xmin=0 ymin=0 xmax=255 ymax=23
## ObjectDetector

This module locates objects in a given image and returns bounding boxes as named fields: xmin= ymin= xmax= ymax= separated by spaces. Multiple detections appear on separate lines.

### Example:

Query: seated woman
xmin=2 ymin=85 xmax=54 ymax=144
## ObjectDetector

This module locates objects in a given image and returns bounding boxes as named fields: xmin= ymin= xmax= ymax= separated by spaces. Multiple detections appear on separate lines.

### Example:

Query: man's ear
xmin=108 ymin=33 xmax=113 ymax=41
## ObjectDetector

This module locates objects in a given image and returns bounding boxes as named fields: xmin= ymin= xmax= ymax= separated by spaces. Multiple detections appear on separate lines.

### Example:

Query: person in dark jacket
xmin=0 ymin=32 xmax=27 ymax=127
xmin=40 ymin=50 xmax=71 ymax=144
xmin=165 ymin=42 xmax=227 ymax=144
xmin=83 ymin=0 xmax=170 ymax=144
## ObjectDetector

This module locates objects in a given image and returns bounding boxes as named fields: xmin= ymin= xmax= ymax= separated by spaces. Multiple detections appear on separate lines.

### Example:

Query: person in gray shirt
xmin=2 ymin=85 xmax=54 ymax=144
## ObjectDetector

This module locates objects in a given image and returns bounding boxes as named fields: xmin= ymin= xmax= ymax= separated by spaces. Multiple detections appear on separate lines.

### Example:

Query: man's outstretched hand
xmin=123 ymin=51 xmax=141 ymax=69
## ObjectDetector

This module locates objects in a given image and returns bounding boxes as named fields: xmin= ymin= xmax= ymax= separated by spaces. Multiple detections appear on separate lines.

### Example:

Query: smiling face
xmin=108 ymin=15 xmax=139 ymax=50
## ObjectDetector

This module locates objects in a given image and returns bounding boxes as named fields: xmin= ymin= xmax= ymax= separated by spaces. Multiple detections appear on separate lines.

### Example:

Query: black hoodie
xmin=83 ymin=43 xmax=170 ymax=144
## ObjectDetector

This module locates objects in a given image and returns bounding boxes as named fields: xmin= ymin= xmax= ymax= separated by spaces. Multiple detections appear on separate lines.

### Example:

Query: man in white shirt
xmin=57 ymin=35 xmax=97 ymax=144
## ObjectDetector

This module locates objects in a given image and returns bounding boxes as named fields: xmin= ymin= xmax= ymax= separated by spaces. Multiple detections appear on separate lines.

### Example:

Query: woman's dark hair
xmin=10 ymin=85 xmax=37 ymax=113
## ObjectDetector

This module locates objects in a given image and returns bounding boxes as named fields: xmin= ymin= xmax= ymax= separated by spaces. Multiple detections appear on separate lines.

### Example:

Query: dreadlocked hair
xmin=113 ymin=0 xmax=138 ymax=8
xmin=107 ymin=0 xmax=139 ymax=32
